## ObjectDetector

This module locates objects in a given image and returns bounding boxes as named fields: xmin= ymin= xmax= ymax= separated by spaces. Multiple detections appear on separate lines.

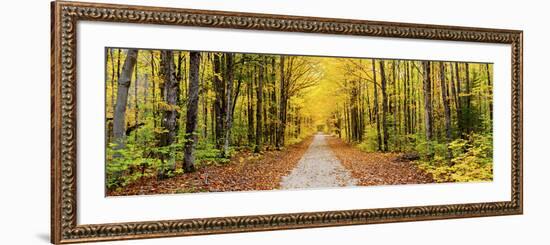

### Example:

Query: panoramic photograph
xmin=105 ymin=48 xmax=494 ymax=196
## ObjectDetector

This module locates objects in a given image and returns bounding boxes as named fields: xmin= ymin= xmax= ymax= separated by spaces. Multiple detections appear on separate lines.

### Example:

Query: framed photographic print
xmin=51 ymin=0 xmax=523 ymax=243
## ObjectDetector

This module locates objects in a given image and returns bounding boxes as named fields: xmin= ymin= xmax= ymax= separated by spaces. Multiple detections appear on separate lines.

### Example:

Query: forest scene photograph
xmin=105 ymin=47 xmax=494 ymax=196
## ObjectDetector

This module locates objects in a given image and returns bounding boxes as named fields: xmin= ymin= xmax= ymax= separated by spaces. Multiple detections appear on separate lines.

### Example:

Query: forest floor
xmin=327 ymin=137 xmax=435 ymax=186
xmin=280 ymin=134 xmax=357 ymax=189
xmin=108 ymin=134 xmax=435 ymax=196
xmin=108 ymin=136 xmax=314 ymax=196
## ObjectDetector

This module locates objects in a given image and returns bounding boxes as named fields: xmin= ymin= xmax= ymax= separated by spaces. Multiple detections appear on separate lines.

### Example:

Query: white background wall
xmin=0 ymin=0 xmax=547 ymax=244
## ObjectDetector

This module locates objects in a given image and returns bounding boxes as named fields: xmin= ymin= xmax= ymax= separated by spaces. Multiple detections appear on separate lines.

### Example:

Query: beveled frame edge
xmin=50 ymin=0 xmax=523 ymax=244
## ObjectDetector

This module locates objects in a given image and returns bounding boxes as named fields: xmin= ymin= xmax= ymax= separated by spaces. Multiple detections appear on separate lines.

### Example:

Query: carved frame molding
xmin=51 ymin=1 xmax=523 ymax=243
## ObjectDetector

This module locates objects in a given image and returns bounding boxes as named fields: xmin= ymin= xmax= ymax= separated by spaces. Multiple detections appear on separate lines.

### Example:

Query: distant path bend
xmin=280 ymin=134 xmax=357 ymax=189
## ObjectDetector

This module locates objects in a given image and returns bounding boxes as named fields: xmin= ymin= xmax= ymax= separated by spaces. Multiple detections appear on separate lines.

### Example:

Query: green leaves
xmin=106 ymin=139 xmax=236 ymax=191
xmin=417 ymin=132 xmax=493 ymax=182
xmin=106 ymin=143 xmax=148 ymax=189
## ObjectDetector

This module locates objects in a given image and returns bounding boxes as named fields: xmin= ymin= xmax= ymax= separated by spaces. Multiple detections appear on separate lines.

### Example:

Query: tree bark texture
xmin=184 ymin=52 xmax=201 ymax=172
xmin=113 ymin=49 xmax=138 ymax=151
xmin=422 ymin=61 xmax=434 ymax=158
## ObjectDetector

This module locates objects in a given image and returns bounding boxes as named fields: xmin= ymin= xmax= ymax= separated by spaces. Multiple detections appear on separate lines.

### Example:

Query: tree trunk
xmin=223 ymin=54 xmax=234 ymax=157
xmin=115 ymin=49 xmax=122 ymax=116
xmin=263 ymin=61 xmax=271 ymax=144
xmin=134 ymin=51 xmax=139 ymax=143
xmin=404 ymin=61 xmax=410 ymax=134
xmin=422 ymin=61 xmax=434 ymax=159
xmin=393 ymin=61 xmax=401 ymax=149
xmin=255 ymin=61 xmax=264 ymax=153
xmin=372 ymin=59 xmax=382 ymax=151
xmin=364 ymin=78 xmax=372 ymax=124
xmin=183 ymin=52 xmax=200 ymax=172
xmin=379 ymin=60 xmax=389 ymax=152
xmin=440 ymin=62 xmax=453 ymax=162
xmin=150 ymin=51 xmax=158 ymax=129
xmin=450 ymin=63 xmax=460 ymax=125
xmin=247 ymin=69 xmax=255 ymax=145
xmin=158 ymin=50 xmax=180 ymax=175
xmin=213 ymin=54 xmax=225 ymax=149
xmin=200 ymin=57 xmax=208 ymax=139
xmin=335 ymin=106 xmax=342 ymax=138
xmin=465 ymin=62 xmax=472 ymax=133
xmin=394 ymin=61 xmax=401 ymax=140
xmin=453 ymin=63 xmax=463 ymax=134
xmin=349 ymin=88 xmax=356 ymax=141
xmin=113 ymin=49 xmax=138 ymax=151
xmin=230 ymin=66 xmax=244 ymax=120
xmin=106 ymin=49 xmax=116 ymax=143
xmin=343 ymin=101 xmax=349 ymax=142
xmin=276 ymin=55 xmax=286 ymax=149
xmin=269 ymin=57 xmax=278 ymax=147
xmin=358 ymin=80 xmax=365 ymax=141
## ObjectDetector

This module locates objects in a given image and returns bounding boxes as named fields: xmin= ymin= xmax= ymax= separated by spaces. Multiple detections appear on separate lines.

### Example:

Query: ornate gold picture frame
xmin=51 ymin=1 xmax=523 ymax=243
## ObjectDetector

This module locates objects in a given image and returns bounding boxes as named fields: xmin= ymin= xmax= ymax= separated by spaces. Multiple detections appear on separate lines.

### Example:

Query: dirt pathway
xmin=280 ymin=134 xmax=357 ymax=189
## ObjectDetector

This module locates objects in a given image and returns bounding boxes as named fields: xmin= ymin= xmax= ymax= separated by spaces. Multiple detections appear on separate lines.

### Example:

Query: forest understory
xmin=109 ymin=134 xmax=440 ymax=196
xmin=108 ymin=136 xmax=314 ymax=196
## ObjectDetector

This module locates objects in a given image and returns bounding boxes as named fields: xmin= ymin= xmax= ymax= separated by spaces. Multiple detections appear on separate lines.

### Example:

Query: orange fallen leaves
xmin=327 ymin=137 xmax=434 ymax=186
xmin=108 ymin=137 xmax=313 ymax=196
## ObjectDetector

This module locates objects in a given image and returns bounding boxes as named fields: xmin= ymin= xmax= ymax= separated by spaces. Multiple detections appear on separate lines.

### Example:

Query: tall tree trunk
xmin=107 ymin=49 xmax=116 ymax=143
xmin=255 ymin=61 xmax=264 ymax=153
xmin=134 ymin=52 xmax=139 ymax=143
xmin=158 ymin=50 xmax=180 ymax=176
xmin=343 ymin=101 xmax=349 ymax=142
xmin=223 ymin=54 xmax=234 ymax=157
xmin=395 ymin=61 xmax=401 ymax=140
xmin=269 ymin=57 xmax=278 ymax=147
xmin=179 ymin=53 xmax=188 ymax=102
xmin=115 ymin=49 xmax=122 ymax=116
xmin=276 ymin=55 xmax=286 ymax=149
xmin=143 ymin=74 xmax=149 ymax=110
xmin=183 ymin=52 xmax=200 ymax=172
xmin=109 ymin=49 xmax=116 ymax=116
xmin=211 ymin=94 xmax=216 ymax=143
xmin=213 ymin=54 xmax=225 ymax=149
xmin=450 ymin=63 xmax=460 ymax=126
xmin=422 ymin=61 xmax=434 ymax=159
xmin=393 ymin=61 xmax=400 ymax=148
xmin=379 ymin=60 xmax=389 ymax=152
xmin=113 ymin=49 xmax=138 ymax=151
xmin=247 ymin=69 xmax=255 ymax=145
xmin=230 ymin=66 xmax=244 ymax=119
xmin=372 ymin=59 xmax=382 ymax=151
xmin=349 ymin=88 xmax=356 ymax=141
xmin=200 ymin=56 xmax=208 ymax=139
xmin=359 ymin=79 xmax=365 ymax=141
xmin=464 ymin=63 xmax=472 ymax=133
xmin=150 ymin=51 xmax=158 ymax=129
xmin=453 ymin=63 xmax=463 ymax=134
xmin=440 ymin=62 xmax=453 ymax=162
xmin=335 ymin=107 xmax=342 ymax=138
xmin=404 ymin=61 xmax=410 ymax=134
xmin=364 ymin=78 xmax=372 ymax=124
xmin=263 ymin=61 xmax=271 ymax=144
